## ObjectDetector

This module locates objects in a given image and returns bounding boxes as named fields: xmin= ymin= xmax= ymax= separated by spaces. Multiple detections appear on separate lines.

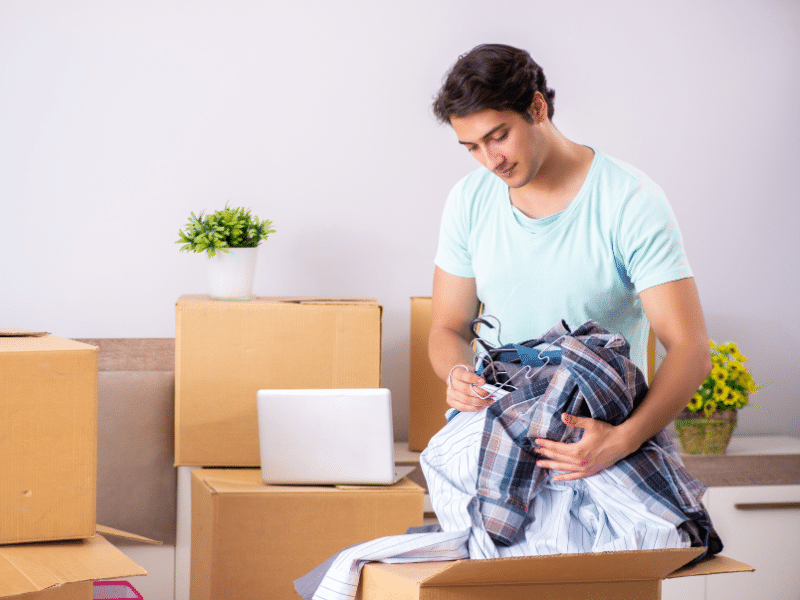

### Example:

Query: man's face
xmin=450 ymin=107 xmax=544 ymax=188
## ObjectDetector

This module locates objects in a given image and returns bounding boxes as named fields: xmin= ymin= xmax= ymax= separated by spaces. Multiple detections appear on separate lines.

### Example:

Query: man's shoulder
xmin=593 ymin=149 xmax=662 ymax=193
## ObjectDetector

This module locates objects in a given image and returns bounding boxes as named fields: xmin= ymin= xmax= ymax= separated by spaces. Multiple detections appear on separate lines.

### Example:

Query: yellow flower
xmin=692 ymin=338 xmax=761 ymax=417
xmin=716 ymin=342 xmax=733 ymax=355
xmin=687 ymin=393 xmax=703 ymax=411
xmin=723 ymin=390 xmax=742 ymax=407
xmin=741 ymin=373 xmax=759 ymax=394
xmin=727 ymin=361 xmax=745 ymax=377
xmin=711 ymin=366 xmax=728 ymax=383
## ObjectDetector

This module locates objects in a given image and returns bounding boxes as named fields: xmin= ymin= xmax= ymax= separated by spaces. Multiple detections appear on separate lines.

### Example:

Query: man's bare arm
xmin=429 ymin=266 xmax=493 ymax=412
xmin=534 ymin=277 xmax=712 ymax=480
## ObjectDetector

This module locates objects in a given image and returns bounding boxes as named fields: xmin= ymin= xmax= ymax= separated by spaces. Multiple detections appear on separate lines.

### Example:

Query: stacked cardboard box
xmin=0 ymin=331 xmax=147 ymax=599
xmin=0 ymin=332 xmax=98 ymax=544
xmin=174 ymin=296 xmax=425 ymax=600
xmin=191 ymin=469 xmax=424 ymax=600
xmin=174 ymin=295 xmax=384 ymax=467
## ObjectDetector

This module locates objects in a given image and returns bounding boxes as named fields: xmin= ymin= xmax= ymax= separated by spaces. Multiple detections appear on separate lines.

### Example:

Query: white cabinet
xmin=705 ymin=484 xmax=800 ymax=599
xmin=664 ymin=436 xmax=800 ymax=600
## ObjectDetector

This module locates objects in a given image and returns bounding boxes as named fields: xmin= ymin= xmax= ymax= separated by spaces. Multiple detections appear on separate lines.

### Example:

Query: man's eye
xmin=493 ymin=131 xmax=508 ymax=141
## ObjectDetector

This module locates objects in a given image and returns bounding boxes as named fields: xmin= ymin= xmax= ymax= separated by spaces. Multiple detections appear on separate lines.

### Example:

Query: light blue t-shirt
xmin=434 ymin=148 xmax=693 ymax=372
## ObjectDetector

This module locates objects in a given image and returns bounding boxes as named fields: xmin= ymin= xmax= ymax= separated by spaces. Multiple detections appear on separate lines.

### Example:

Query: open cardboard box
xmin=356 ymin=546 xmax=754 ymax=600
xmin=0 ymin=526 xmax=158 ymax=599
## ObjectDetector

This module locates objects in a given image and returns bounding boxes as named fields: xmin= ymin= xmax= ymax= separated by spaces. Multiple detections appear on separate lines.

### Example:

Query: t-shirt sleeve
xmin=434 ymin=178 xmax=475 ymax=278
xmin=615 ymin=181 xmax=693 ymax=292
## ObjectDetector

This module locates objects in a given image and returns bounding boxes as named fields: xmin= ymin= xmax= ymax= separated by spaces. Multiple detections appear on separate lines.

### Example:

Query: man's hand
xmin=446 ymin=365 xmax=493 ymax=412
xmin=534 ymin=413 xmax=635 ymax=481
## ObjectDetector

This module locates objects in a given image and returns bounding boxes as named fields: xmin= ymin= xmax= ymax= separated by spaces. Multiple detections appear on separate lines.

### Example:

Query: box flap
xmin=0 ymin=328 xmax=50 ymax=337
xmin=95 ymin=525 xmax=162 ymax=545
xmin=667 ymin=554 xmax=754 ymax=578
xmin=0 ymin=334 xmax=97 ymax=352
xmin=418 ymin=548 xmax=704 ymax=586
xmin=0 ymin=534 xmax=146 ymax=598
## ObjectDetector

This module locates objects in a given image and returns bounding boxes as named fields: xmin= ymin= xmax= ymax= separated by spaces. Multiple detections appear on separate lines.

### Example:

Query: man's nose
xmin=486 ymin=149 xmax=505 ymax=170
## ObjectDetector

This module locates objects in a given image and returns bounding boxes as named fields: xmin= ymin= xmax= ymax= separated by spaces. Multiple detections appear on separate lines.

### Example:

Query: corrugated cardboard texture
xmin=97 ymin=371 xmax=177 ymax=544
xmin=408 ymin=298 xmax=448 ymax=451
xmin=175 ymin=296 xmax=382 ymax=466
xmin=359 ymin=576 xmax=657 ymax=600
xmin=0 ymin=535 xmax=146 ymax=599
xmin=190 ymin=468 xmax=424 ymax=600
xmin=357 ymin=547 xmax=754 ymax=600
xmin=0 ymin=336 xmax=98 ymax=545
xmin=666 ymin=553 xmax=755 ymax=578
xmin=418 ymin=548 xmax=701 ymax=584
xmin=22 ymin=582 xmax=93 ymax=600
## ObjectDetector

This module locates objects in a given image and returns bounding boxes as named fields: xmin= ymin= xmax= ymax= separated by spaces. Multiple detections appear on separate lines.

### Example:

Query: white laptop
xmin=256 ymin=388 xmax=416 ymax=485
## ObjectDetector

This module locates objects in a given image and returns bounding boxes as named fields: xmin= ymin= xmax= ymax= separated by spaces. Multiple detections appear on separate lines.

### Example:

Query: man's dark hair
xmin=432 ymin=44 xmax=556 ymax=124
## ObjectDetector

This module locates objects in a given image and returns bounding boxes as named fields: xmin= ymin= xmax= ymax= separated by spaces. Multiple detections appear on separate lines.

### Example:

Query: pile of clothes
xmin=296 ymin=319 xmax=722 ymax=600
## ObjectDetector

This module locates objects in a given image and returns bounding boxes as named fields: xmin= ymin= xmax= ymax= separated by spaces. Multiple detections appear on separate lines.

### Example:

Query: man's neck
xmin=510 ymin=134 xmax=594 ymax=220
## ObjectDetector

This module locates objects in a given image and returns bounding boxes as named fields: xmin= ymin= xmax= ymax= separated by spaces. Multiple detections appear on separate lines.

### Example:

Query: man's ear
xmin=528 ymin=91 xmax=548 ymax=123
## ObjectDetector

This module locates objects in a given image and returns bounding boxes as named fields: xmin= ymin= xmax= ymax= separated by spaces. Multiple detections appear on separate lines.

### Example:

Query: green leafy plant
xmin=176 ymin=204 xmax=276 ymax=257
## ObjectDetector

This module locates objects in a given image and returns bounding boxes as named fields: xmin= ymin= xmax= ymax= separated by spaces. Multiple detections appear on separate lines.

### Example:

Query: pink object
xmin=93 ymin=581 xmax=143 ymax=599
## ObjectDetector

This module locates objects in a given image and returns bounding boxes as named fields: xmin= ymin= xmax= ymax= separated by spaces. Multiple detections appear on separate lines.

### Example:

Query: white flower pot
xmin=206 ymin=247 xmax=259 ymax=300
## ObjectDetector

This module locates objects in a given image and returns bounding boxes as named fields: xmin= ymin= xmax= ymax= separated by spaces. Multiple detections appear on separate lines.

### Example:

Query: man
xmin=428 ymin=44 xmax=711 ymax=482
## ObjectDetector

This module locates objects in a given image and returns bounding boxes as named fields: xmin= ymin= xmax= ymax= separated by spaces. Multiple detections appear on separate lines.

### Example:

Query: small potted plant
xmin=177 ymin=204 xmax=276 ymax=300
xmin=675 ymin=340 xmax=762 ymax=454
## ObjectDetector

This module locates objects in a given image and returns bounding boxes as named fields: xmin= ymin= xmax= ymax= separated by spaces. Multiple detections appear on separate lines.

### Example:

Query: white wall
xmin=2 ymin=0 xmax=798 ymax=439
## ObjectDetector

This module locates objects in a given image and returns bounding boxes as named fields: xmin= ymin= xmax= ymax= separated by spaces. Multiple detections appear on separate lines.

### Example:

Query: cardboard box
xmin=190 ymin=468 xmax=425 ymax=600
xmin=175 ymin=296 xmax=383 ymax=466
xmin=409 ymin=297 xmax=448 ymax=451
xmin=23 ymin=582 xmax=92 ymax=600
xmin=0 ymin=533 xmax=146 ymax=599
xmin=356 ymin=548 xmax=754 ymax=600
xmin=0 ymin=332 xmax=98 ymax=544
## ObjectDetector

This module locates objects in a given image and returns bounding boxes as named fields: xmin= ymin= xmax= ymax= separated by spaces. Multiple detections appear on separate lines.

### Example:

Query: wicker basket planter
xmin=675 ymin=409 xmax=737 ymax=454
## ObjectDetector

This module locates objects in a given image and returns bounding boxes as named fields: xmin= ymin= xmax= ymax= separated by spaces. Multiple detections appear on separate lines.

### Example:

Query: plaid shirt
xmin=475 ymin=319 xmax=722 ymax=560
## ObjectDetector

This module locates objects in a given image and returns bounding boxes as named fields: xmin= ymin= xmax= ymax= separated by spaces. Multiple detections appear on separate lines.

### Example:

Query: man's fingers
xmin=447 ymin=381 xmax=492 ymax=412
xmin=445 ymin=365 xmax=494 ymax=411
xmin=535 ymin=440 xmax=588 ymax=465
xmin=447 ymin=393 xmax=489 ymax=412
xmin=536 ymin=459 xmax=577 ymax=472
xmin=453 ymin=370 xmax=485 ymax=389
xmin=450 ymin=369 xmax=489 ymax=398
